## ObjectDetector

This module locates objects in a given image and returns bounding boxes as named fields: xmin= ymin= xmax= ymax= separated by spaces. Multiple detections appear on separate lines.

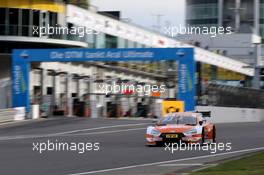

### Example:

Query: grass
xmin=192 ymin=152 xmax=264 ymax=175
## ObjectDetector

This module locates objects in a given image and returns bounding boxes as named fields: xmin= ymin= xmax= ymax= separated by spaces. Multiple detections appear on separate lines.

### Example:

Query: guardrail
xmin=198 ymin=83 xmax=264 ymax=108
xmin=0 ymin=108 xmax=15 ymax=123
xmin=197 ymin=106 xmax=264 ymax=123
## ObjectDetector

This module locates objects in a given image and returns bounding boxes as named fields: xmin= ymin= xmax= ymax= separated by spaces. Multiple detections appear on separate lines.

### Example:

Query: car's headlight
xmin=151 ymin=129 xmax=161 ymax=136
xmin=184 ymin=129 xmax=197 ymax=135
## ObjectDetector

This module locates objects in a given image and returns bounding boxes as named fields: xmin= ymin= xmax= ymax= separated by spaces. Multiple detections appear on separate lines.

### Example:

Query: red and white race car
xmin=146 ymin=111 xmax=216 ymax=146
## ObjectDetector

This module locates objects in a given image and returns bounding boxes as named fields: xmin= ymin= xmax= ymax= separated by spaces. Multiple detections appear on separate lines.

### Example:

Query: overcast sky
xmin=90 ymin=0 xmax=185 ymax=30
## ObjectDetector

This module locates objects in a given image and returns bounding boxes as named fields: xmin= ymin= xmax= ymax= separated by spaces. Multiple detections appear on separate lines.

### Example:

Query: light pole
xmin=252 ymin=34 xmax=262 ymax=89
xmin=151 ymin=14 xmax=164 ymax=33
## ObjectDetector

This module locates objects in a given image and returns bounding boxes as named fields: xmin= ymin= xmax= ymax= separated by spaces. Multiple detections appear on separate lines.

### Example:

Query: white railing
xmin=0 ymin=108 xmax=15 ymax=123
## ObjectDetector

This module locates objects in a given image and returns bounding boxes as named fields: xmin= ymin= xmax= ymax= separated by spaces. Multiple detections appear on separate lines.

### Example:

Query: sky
xmin=90 ymin=0 xmax=185 ymax=31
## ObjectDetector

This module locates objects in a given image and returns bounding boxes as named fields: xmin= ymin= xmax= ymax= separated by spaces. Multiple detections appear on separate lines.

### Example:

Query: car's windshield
xmin=157 ymin=116 xmax=197 ymax=125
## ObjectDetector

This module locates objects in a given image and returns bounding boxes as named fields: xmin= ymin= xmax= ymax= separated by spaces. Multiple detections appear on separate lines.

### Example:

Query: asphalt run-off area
xmin=0 ymin=118 xmax=263 ymax=175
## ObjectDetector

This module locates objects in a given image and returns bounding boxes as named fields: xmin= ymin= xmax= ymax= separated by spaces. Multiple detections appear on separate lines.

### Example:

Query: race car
xmin=146 ymin=111 xmax=216 ymax=146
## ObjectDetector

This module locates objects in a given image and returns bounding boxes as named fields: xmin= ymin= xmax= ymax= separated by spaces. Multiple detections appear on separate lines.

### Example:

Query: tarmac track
xmin=0 ymin=117 xmax=263 ymax=175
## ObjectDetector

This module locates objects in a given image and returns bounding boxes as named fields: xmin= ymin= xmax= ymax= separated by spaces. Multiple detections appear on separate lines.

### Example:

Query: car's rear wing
xmin=196 ymin=111 xmax=211 ymax=118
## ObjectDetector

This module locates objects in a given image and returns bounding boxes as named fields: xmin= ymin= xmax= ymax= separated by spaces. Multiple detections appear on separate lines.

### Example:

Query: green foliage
xmin=192 ymin=152 xmax=264 ymax=175
xmin=66 ymin=0 xmax=90 ymax=9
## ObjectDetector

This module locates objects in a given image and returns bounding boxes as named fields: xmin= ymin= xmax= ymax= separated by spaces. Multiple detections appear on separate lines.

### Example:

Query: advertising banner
xmin=12 ymin=48 xmax=195 ymax=112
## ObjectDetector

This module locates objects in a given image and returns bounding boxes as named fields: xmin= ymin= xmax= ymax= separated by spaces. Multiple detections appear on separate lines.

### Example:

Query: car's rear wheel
xmin=200 ymin=128 xmax=205 ymax=145
xmin=212 ymin=126 xmax=216 ymax=143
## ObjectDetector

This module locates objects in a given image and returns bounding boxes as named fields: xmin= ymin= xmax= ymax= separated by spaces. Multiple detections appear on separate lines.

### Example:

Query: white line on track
xmin=158 ymin=163 xmax=204 ymax=166
xmin=68 ymin=127 xmax=145 ymax=137
xmin=53 ymin=123 xmax=150 ymax=135
xmin=157 ymin=163 xmax=218 ymax=167
xmin=0 ymin=127 xmax=146 ymax=141
xmin=66 ymin=147 xmax=264 ymax=175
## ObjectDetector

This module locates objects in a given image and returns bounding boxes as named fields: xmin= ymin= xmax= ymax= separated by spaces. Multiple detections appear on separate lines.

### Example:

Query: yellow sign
xmin=162 ymin=100 xmax=184 ymax=116
xmin=0 ymin=0 xmax=65 ymax=13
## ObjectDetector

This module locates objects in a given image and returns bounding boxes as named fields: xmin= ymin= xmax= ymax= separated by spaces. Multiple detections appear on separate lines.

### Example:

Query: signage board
xmin=12 ymin=48 xmax=195 ymax=112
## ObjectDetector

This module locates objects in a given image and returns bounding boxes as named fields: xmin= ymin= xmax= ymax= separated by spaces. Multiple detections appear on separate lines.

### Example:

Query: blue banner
xmin=12 ymin=48 xmax=195 ymax=112
xmin=178 ymin=51 xmax=196 ymax=111
xmin=12 ymin=61 xmax=30 ymax=112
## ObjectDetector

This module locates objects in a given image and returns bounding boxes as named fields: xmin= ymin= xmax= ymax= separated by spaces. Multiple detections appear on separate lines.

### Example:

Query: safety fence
xmin=0 ymin=79 xmax=12 ymax=109
xmin=198 ymin=83 xmax=264 ymax=108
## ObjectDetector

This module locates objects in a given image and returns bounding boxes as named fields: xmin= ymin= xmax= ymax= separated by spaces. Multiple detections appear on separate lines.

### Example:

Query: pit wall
xmin=196 ymin=106 xmax=264 ymax=123
xmin=1 ymin=105 xmax=264 ymax=124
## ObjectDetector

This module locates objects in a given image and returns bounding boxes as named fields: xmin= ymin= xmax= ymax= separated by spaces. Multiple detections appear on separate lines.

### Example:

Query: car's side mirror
xmin=152 ymin=120 xmax=159 ymax=126
xmin=199 ymin=121 xmax=203 ymax=126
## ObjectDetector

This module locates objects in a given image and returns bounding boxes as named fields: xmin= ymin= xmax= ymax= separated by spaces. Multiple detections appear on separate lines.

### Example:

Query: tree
xmin=65 ymin=0 xmax=90 ymax=9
